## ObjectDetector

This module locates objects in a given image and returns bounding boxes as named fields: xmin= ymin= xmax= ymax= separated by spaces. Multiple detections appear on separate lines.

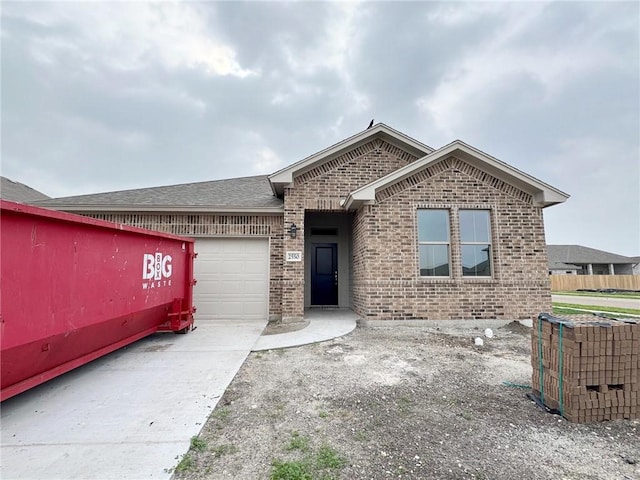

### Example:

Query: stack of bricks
xmin=532 ymin=313 xmax=639 ymax=423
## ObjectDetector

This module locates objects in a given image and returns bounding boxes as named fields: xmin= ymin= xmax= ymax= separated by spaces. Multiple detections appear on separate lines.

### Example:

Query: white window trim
xmin=417 ymin=209 xmax=451 ymax=278
xmin=459 ymin=209 xmax=493 ymax=278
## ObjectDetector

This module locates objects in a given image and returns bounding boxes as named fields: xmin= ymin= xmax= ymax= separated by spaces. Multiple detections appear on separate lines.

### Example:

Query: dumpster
xmin=0 ymin=200 xmax=196 ymax=401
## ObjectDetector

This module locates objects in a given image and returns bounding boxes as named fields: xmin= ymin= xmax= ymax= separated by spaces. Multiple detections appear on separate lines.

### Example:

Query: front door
xmin=311 ymin=243 xmax=338 ymax=305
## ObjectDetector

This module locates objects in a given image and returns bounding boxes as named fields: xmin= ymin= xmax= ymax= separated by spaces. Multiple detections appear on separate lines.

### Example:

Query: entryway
xmin=304 ymin=212 xmax=353 ymax=309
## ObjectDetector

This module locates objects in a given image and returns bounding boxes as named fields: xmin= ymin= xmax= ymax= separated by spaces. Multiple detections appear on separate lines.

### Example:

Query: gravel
xmin=171 ymin=321 xmax=640 ymax=480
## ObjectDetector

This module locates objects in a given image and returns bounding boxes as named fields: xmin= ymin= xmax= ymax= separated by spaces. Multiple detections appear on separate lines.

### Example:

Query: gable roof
xmin=1 ymin=176 xmax=50 ymax=203
xmin=268 ymin=123 xmax=434 ymax=196
xmin=343 ymin=140 xmax=569 ymax=209
xmin=547 ymin=245 xmax=636 ymax=265
xmin=34 ymin=175 xmax=283 ymax=213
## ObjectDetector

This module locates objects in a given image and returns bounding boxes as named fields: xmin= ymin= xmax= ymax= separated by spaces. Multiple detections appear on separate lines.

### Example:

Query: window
xmin=310 ymin=227 xmax=338 ymax=236
xmin=459 ymin=210 xmax=492 ymax=277
xmin=417 ymin=209 xmax=450 ymax=276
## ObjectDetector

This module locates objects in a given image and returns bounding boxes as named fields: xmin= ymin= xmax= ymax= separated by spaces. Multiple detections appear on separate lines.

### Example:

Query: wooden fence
xmin=550 ymin=275 xmax=640 ymax=292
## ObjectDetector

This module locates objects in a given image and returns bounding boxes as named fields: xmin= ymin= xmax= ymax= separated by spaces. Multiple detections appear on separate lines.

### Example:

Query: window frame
xmin=459 ymin=209 xmax=493 ymax=278
xmin=417 ymin=209 xmax=451 ymax=278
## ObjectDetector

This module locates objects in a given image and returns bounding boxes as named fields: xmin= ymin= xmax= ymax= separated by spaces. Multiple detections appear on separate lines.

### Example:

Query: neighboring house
xmin=36 ymin=123 xmax=569 ymax=322
xmin=547 ymin=245 xmax=638 ymax=276
xmin=1 ymin=176 xmax=49 ymax=202
xmin=547 ymin=262 xmax=581 ymax=275
xmin=633 ymin=257 xmax=640 ymax=276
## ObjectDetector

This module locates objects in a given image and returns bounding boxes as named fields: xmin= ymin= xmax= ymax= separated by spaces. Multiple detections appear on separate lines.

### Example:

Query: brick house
xmin=37 ymin=124 xmax=569 ymax=322
xmin=547 ymin=244 xmax=638 ymax=275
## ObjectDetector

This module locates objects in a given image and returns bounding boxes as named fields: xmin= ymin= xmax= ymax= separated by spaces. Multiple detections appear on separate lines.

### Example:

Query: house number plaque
xmin=286 ymin=251 xmax=302 ymax=262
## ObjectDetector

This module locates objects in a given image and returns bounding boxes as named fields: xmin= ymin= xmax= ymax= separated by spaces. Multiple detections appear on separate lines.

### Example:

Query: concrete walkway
xmin=552 ymin=294 xmax=640 ymax=310
xmin=252 ymin=309 xmax=358 ymax=351
xmin=1 ymin=312 xmax=358 ymax=480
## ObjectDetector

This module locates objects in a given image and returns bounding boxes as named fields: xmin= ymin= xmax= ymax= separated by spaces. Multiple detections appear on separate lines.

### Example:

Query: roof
xmin=547 ymin=245 xmax=636 ymax=265
xmin=548 ymin=262 xmax=581 ymax=271
xmin=34 ymin=175 xmax=283 ymax=213
xmin=268 ymin=123 xmax=434 ymax=196
xmin=33 ymin=124 xmax=569 ymax=214
xmin=343 ymin=140 xmax=569 ymax=209
xmin=1 ymin=176 xmax=50 ymax=203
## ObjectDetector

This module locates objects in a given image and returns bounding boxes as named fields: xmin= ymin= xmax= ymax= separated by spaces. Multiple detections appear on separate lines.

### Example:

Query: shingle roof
xmin=35 ymin=175 xmax=283 ymax=212
xmin=1 ymin=177 xmax=50 ymax=203
xmin=547 ymin=245 xmax=636 ymax=265
xmin=548 ymin=262 xmax=581 ymax=271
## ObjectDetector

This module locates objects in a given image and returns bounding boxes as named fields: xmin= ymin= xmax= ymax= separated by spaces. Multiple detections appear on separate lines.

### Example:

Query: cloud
xmin=1 ymin=1 xmax=638 ymax=255
xmin=5 ymin=2 xmax=255 ymax=77
xmin=416 ymin=2 xmax=630 ymax=139
xmin=543 ymin=135 xmax=639 ymax=255
xmin=252 ymin=147 xmax=283 ymax=175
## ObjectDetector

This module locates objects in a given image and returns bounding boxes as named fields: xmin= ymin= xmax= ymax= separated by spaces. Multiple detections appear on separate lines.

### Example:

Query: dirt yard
xmin=171 ymin=321 xmax=639 ymax=480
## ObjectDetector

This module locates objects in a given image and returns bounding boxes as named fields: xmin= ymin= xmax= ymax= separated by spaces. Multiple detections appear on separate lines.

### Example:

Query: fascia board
xmin=344 ymin=141 xmax=569 ymax=209
xmin=268 ymin=124 xmax=434 ymax=193
xmin=453 ymin=142 xmax=569 ymax=203
xmin=43 ymin=205 xmax=285 ymax=214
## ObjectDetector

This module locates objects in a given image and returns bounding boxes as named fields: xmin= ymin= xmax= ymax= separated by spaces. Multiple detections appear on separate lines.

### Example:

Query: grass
xmin=270 ymin=459 xmax=312 ymax=480
xmin=271 ymin=434 xmax=347 ymax=480
xmin=315 ymin=445 xmax=346 ymax=469
xmin=554 ymin=291 xmax=640 ymax=299
xmin=552 ymin=302 xmax=640 ymax=316
xmin=212 ymin=406 xmax=231 ymax=421
xmin=212 ymin=444 xmax=239 ymax=458
xmin=286 ymin=432 xmax=310 ymax=452
xmin=173 ymin=453 xmax=195 ymax=473
xmin=190 ymin=436 xmax=207 ymax=452
xmin=553 ymin=306 xmax=638 ymax=319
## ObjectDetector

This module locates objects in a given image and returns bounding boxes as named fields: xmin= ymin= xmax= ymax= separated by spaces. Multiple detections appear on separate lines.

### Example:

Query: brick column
xmin=282 ymin=189 xmax=305 ymax=322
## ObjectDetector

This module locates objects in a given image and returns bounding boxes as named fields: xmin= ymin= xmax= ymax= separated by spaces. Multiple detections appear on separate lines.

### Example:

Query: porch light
xmin=288 ymin=223 xmax=298 ymax=239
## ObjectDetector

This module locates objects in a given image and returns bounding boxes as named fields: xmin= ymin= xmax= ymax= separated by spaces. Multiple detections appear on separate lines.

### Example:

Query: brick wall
xmin=352 ymin=156 xmax=552 ymax=320
xmin=86 ymin=212 xmax=284 ymax=319
xmin=282 ymin=138 xmax=419 ymax=320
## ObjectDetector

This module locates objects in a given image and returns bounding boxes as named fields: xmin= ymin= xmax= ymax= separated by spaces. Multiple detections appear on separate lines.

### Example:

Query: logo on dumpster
xmin=142 ymin=253 xmax=172 ymax=289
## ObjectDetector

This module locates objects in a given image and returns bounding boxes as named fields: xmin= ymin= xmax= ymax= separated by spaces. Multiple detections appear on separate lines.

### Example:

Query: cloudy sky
xmin=2 ymin=1 xmax=639 ymax=255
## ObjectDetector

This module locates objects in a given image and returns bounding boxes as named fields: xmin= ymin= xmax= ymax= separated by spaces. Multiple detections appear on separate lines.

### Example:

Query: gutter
xmin=37 ymin=205 xmax=285 ymax=215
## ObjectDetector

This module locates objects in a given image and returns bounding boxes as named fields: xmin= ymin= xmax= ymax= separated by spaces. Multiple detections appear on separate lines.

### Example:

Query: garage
xmin=193 ymin=238 xmax=270 ymax=321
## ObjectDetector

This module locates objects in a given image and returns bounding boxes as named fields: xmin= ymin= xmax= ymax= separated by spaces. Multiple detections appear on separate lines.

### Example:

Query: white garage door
xmin=193 ymin=238 xmax=269 ymax=321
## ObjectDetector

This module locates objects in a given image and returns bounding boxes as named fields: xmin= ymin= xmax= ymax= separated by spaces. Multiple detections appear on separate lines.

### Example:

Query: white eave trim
xmin=343 ymin=140 xmax=569 ymax=210
xmin=268 ymin=123 xmax=434 ymax=195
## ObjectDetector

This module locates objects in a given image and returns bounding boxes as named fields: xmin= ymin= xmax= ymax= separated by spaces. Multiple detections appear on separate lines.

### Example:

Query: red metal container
xmin=0 ymin=200 xmax=196 ymax=401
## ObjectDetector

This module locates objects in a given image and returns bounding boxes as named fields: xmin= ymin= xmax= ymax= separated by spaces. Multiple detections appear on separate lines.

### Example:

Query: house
xmin=1 ymin=176 xmax=49 ymax=203
xmin=36 ymin=123 xmax=569 ymax=322
xmin=547 ymin=245 xmax=639 ymax=276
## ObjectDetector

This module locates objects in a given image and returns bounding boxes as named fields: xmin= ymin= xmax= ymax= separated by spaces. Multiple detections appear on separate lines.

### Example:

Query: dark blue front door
xmin=311 ymin=243 xmax=338 ymax=305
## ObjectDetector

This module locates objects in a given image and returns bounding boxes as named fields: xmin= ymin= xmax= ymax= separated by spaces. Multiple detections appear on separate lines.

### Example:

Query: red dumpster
xmin=0 ymin=200 xmax=196 ymax=401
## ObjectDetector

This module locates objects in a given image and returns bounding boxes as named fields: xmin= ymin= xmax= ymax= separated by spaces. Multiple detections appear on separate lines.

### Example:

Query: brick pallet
xmin=531 ymin=313 xmax=639 ymax=423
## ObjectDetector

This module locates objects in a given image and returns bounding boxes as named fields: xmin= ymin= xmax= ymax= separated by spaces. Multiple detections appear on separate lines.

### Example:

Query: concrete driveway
xmin=1 ymin=319 xmax=266 ymax=480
